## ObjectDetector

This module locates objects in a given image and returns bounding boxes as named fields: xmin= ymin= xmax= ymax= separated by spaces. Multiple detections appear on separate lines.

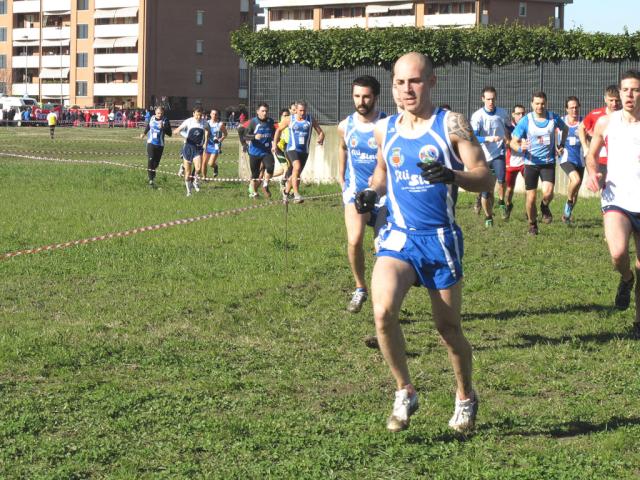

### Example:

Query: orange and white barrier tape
xmin=1 ymin=193 xmax=339 ymax=260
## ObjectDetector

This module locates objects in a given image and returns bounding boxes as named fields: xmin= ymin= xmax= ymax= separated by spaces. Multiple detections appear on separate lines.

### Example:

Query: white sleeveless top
xmin=602 ymin=110 xmax=640 ymax=213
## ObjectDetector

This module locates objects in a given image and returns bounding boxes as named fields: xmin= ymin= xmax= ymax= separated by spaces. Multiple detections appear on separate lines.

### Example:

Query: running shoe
xmin=499 ymin=202 xmax=507 ymax=220
xmin=561 ymin=214 xmax=571 ymax=225
xmin=504 ymin=203 xmax=513 ymax=220
xmin=347 ymin=289 xmax=368 ymax=313
xmin=484 ymin=216 xmax=494 ymax=228
xmin=528 ymin=223 xmax=538 ymax=236
xmin=615 ymin=274 xmax=634 ymax=310
xmin=148 ymin=179 xmax=156 ymax=188
xmin=293 ymin=195 xmax=304 ymax=204
xmin=563 ymin=201 xmax=573 ymax=219
xmin=387 ymin=388 xmax=419 ymax=432
xmin=473 ymin=195 xmax=481 ymax=215
xmin=213 ymin=164 xmax=219 ymax=178
xmin=449 ymin=392 xmax=479 ymax=433
xmin=178 ymin=164 xmax=184 ymax=176
xmin=540 ymin=201 xmax=553 ymax=224
xmin=249 ymin=191 xmax=258 ymax=199
xmin=193 ymin=177 xmax=200 ymax=193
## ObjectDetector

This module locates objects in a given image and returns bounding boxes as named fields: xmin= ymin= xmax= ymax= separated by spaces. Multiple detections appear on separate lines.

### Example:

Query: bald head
xmin=393 ymin=52 xmax=434 ymax=80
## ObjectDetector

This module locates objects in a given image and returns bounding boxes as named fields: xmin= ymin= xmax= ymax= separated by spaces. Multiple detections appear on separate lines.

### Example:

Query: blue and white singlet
xmin=381 ymin=108 xmax=464 ymax=230
xmin=558 ymin=116 xmax=583 ymax=167
xmin=342 ymin=111 xmax=386 ymax=200
xmin=182 ymin=117 xmax=206 ymax=147
xmin=147 ymin=117 xmax=167 ymax=147
xmin=287 ymin=114 xmax=312 ymax=153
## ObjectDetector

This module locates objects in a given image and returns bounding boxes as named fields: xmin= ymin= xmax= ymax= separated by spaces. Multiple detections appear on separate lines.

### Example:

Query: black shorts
xmin=285 ymin=150 xmax=309 ymax=170
xmin=249 ymin=153 xmax=275 ymax=179
xmin=524 ymin=164 xmax=555 ymax=190
xmin=560 ymin=162 xmax=584 ymax=179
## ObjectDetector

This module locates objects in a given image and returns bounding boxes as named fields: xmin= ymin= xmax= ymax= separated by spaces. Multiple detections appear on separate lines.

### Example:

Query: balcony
xmin=94 ymin=53 xmax=138 ymax=68
xmin=94 ymin=24 xmax=139 ymax=38
xmin=264 ymin=19 xmax=313 ymax=31
xmin=95 ymin=0 xmax=140 ymax=9
xmin=13 ymin=1 xmax=41 ymax=14
xmin=11 ymin=83 xmax=39 ymax=96
xmin=321 ymin=17 xmax=366 ymax=29
xmin=13 ymin=28 xmax=40 ymax=42
xmin=41 ymin=83 xmax=70 ymax=98
xmin=424 ymin=13 xmax=476 ymax=28
xmin=93 ymin=83 xmax=138 ymax=96
xmin=43 ymin=0 xmax=71 ymax=13
xmin=41 ymin=55 xmax=71 ymax=68
xmin=42 ymin=27 xmax=71 ymax=40
xmin=12 ymin=55 xmax=40 ymax=69
xmin=368 ymin=15 xmax=415 ymax=28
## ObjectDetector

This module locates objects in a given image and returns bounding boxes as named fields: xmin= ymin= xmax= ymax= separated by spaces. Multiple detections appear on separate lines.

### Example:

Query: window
xmin=0 ymin=0 xmax=6 ymax=15
xmin=76 ymin=81 xmax=87 ymax=96
xmin=196 ymin=10 xmax=204 ymax=25
xmin=196 ymin=40 xmax=204 ymax=54
xmin=76 ymin=52 xmax=88 ymax=67
xmin=0 ymin=55 xmax=5 ymax=68
xmin=77 ymin=0 xmax=88 ymax=10
xmin=0 ymin=27 xmax=5 ymax=41
xmin=77 ymin=24 xmax=88 ymax=39
xmin=195 ymin=70 xmax=203 ymax=85
xmin=519 ymin=2 xmax=527 ymax=17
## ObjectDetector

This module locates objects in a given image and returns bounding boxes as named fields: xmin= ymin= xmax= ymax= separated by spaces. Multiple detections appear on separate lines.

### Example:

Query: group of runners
xmin=469 ymin=84 xmax=622 ymax=235
xmin=334 ymin=53 xmax=640 ymax=434
xmin=135 ymin=54 xmax=640 ymax=435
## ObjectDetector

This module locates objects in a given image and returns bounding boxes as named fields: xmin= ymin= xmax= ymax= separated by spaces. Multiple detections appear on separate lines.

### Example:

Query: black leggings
xmin=147 ymin=144 xmax=164 ymax=180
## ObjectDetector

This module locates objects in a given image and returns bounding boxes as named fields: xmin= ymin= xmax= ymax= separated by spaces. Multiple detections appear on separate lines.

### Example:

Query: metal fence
xmin=249 ymin=60 xmax=640 ymax=123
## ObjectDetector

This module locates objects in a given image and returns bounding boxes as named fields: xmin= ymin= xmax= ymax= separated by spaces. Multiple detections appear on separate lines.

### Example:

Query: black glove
xmin=417 ymin=161 xmax=455 ymax=184
xmin=355 ymin=188 xmax=378 ymax=214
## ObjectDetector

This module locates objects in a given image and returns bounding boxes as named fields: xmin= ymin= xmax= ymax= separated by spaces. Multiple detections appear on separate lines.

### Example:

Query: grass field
xmin=0 ymin=126 xmax=639 ymax=479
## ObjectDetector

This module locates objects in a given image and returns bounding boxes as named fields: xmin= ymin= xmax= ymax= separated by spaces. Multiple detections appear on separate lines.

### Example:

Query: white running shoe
xmin=178 ymin=164 xmax=184 ymax=176
xmin=293 ymin=194 xmax=304 ymax=204
xmin=387 ymin=388 xmax=419 ymax=432
xmin=193 ymin=176 xmax=200 ymax=192
xmin=448 ymin=392 xmax=479 ymax=433
xmin=347 ymin=289 xmax=367 ymax=313
xmin=249 ymin=191 xmax=258 ymax=199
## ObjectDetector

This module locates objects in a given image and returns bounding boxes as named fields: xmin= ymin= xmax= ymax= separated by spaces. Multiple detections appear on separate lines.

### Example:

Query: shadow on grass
xmin=405 ymin=416 xmax=640 ymax=444
xmin=463 ymin=303 xmax=617 ymax=322
xmin=508 ymin=331 xmax=637 ymax=348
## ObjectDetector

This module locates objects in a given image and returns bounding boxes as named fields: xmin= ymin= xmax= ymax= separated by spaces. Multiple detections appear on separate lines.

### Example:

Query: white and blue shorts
xmin=182 ymin=143 xmax=204 ymax=163
xmin=206 ymin=141 xmax=222 ymax=155
xmin=376 ymin=223 xmax=464 ymax=290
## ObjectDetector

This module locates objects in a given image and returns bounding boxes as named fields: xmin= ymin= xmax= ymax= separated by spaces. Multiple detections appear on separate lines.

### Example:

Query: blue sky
xmin=564 ymin=0 xmax=640 ymax=33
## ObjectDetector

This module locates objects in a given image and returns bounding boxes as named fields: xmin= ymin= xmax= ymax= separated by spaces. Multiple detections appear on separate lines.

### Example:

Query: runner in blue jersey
xmin=355 ymin=53 xmax=494 ymax=434
xmin=273 ymin=100 xmax=325 ymax=203
xmin=510 ymin=91 xmax=568 ymax=234
xmin=337 ymin=75 xmax=387 ymax=314
xmin=139 ymin=106 xmax=172 ymax=188
xmin=244 ymin=103 xmax=276 ymax=199
xmin=202 ymin=109 xmax=227 ymax=180
xmin=559 ymin=97 xmax=587 ymax=224
xmin=174 ymin=106 xmax=208 ymax=196
xmin=470 ymin=86 xmax=511 ymax=226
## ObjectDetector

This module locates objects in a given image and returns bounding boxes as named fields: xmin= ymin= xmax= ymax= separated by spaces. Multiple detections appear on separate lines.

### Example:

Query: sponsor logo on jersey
xmin=367 ymin=137 xmax=377 ymax=149
xmin=390 ymin=147 xmax=404 ymax=168
xmin=350 ymin=136 xmax=358 ymax=148
xmin=418 ymin=145 xmax=439 ymax=164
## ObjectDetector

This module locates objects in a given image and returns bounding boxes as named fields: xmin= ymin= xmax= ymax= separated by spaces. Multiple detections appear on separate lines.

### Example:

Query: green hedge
xmin=230 ymin=24 xmax=640 ymax=69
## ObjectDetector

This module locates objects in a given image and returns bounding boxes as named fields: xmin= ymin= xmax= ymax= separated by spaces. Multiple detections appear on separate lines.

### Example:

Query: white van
xmin=0 ymin=96 xmax=27 ymax=109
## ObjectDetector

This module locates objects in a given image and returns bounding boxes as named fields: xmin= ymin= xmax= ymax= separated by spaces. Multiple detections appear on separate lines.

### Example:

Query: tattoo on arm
xmin=447 ymin=113 xmax=480 ymax=145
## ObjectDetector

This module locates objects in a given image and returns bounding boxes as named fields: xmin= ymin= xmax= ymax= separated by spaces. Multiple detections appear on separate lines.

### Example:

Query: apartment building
xmin=0 ymin=0 xmax=250 ymax=110
xmin=256 ymin=0 xmax=572 ymax=31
